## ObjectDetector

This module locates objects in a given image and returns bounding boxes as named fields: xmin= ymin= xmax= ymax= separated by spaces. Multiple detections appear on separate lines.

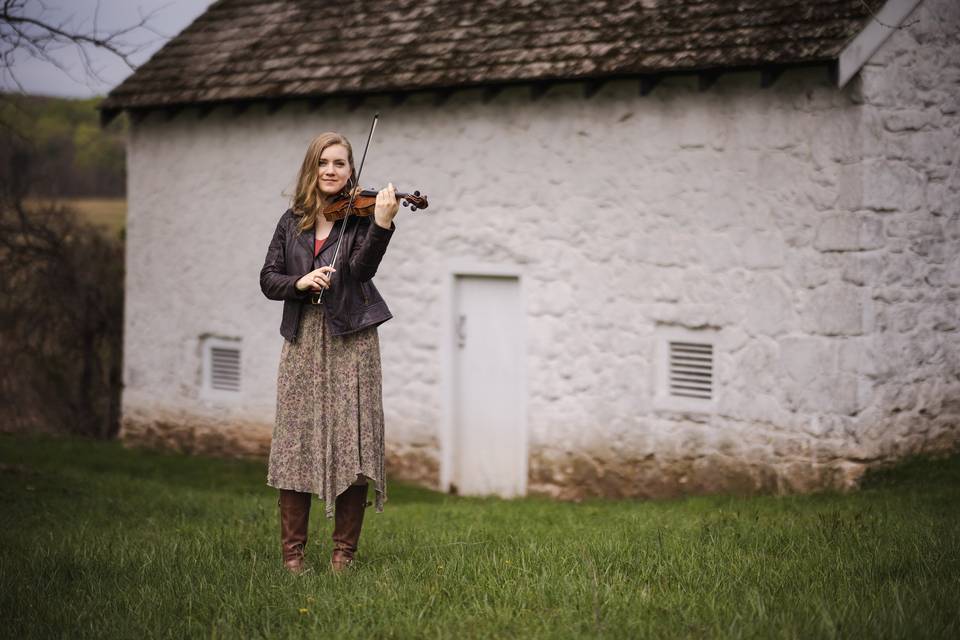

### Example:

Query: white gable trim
xmin=838 ymin=0 xmax=923 ymax=88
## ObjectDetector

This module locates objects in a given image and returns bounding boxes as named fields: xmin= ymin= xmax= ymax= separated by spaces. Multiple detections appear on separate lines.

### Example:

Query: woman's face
xmin=317 ymin=143 xmax=352 ymax=198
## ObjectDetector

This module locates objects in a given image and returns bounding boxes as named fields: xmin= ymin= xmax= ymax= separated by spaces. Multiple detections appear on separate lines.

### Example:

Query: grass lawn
xmin=1 ymin=434 xmax=958 ymax=639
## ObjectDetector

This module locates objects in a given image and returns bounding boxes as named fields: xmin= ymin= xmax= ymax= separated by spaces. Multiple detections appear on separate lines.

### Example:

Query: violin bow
xmin=315 ymin=112 xmax=379 ymax=304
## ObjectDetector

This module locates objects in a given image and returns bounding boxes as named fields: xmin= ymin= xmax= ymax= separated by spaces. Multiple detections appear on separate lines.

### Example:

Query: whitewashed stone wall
xmin=845 ymin=0 xmax=960 ymax=465
xmin=121 ymin=0 xmax=959 ymax=497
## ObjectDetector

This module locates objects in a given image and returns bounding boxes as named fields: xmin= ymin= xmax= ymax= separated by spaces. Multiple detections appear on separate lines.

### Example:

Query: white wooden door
xmin=453 ymin=275 xmax=526 ymax=497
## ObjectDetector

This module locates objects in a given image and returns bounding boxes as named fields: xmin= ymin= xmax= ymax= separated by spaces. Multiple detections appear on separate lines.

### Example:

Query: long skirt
xmin=266 ymin=304 xmax=386 ymax=518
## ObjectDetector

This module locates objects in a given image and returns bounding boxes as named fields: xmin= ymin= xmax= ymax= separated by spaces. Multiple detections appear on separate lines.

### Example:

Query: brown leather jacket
xmin=260 ymin=208 xmax=394 ymax=341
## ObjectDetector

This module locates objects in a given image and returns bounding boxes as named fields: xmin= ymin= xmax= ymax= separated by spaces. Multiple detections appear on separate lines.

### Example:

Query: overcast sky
xmin=3 ymin=0 xmax=216 ymax=98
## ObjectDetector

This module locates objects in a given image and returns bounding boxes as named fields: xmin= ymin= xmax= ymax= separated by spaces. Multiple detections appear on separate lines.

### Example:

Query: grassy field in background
xmin=1 ymin=433 xmax=958 ymax=639
xmin=25 ymin=197 xmax=126 ymax=236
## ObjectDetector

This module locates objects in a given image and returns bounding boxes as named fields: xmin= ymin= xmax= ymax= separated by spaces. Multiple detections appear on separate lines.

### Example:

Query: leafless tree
xmin=0 ymin=0 xmax=167 ymax=93
xmin=0 ymin=141 xmax=124 ymax=438
xmin=0 ymin=1 xmax=142 ymax=437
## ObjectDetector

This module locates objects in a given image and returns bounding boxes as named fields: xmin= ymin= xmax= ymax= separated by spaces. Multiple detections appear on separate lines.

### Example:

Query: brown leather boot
xmin=279 ymin=489 xmax=312 ymax=575
xmin=330 ymin=483 xmax=369 ymax=573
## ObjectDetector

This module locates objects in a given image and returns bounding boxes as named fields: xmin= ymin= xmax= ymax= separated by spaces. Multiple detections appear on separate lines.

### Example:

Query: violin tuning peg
xmin=414 ymin=190 xmax=420 ymax=197
xmin=402 ymin=201 xmax=409 ymax=207
xmin=410 ymin=205 xmax=418 ymax=212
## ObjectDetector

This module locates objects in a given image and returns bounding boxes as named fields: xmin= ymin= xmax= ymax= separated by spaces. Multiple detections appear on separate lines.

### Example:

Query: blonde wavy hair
xmin=291 ymin=132 xmax=357 ymax=234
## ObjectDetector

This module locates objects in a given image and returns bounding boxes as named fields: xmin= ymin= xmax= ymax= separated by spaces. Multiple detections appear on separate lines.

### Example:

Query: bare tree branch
xmin=0 ymin=0 xmax=170 ymax=92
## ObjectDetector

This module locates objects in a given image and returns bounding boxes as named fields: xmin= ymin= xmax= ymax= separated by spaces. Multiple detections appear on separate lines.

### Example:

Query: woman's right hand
xmin=296 ymin=266 xmax=336 ymax=291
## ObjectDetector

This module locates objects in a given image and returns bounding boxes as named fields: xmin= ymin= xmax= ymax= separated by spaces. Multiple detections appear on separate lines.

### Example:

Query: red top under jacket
xmin=314 ymin=235 xmax=328 ymax=257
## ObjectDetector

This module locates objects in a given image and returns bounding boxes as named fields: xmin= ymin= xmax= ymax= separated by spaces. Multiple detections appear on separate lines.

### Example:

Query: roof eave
xmin=96 ymin=59 xmax=840 ymax=125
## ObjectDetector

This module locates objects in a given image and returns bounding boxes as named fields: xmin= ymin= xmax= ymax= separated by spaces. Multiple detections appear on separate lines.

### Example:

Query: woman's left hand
xmin=373 ymin=182 xmax=399 ymax=230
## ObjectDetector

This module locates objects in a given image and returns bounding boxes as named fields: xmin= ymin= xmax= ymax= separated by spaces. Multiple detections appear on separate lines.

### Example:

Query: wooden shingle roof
xmin=101 ymin=0 xmax=882 ymax=113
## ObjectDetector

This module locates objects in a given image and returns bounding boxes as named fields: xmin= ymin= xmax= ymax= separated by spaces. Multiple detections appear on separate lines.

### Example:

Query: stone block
xmin=910 ymin=237 xmax=948 ymax=263
xmin=801 ymin=283 xmax=866 ymax=336
xmin=805 ymin=176 xmax=840 ymax=211
xmin=647 ymin=267 xmax=685 ymax=303
xmin=883 ymin=109 xmax=937 ymax=132
xmin=719 ymin=325 xmax=750 ymax=352
xmin=839 ymin=337 xmax=879 ymax=377
xmin=891 ymin=304 xmax=920 ymax=332
xmin=946 ymin=253 xmax=960 ymax=286
xmin=778 ymin=336 xmax=860 ymax=414
xmin=923 ymin=181 xmax=953 ymax=216
xmin=779 ymin=335 xmax=833 ymax=383
xmin=784 ymin=251 xmax=830 ymax=289
xmin=693 ymin=233 xmax=740 ymax=270
xmin=880 ymin=250 xmax=922 ymax=286
xmin=861 ymin=160 xmax=926 ymax=212
xmin=874 ymin=333 xmax=941 ymax=374
xmin=924 ymin=266 xmax=946 ymax=287
xmin=906 ymin=215 xmax=945 ymax=240
xmin=530 ymin=279 xmax=574 ymax=317
xmin=806 ymin=414 xmax=851 ymax=440
xmin=744 ymin=273 xmax=795 ymax=336
xmin=813 ymin=213 xmax=885 ymax=252
xmin=841 ymin=252 xmax=886 ymax=286
xmin=739 ymin=230 xmax=786 ymax=268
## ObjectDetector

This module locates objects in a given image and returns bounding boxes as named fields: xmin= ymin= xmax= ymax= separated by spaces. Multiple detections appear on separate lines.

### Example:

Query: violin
xmin=320 ymin=187 xmax=429 ymax=222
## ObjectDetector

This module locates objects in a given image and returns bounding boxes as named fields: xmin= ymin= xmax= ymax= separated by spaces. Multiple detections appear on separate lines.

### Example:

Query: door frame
xmin=439 ymin=260 xmax=528 ymax=496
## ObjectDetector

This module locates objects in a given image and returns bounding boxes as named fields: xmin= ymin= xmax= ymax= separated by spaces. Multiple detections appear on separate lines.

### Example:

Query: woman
xmin=259 ymin=131 xmax=399 ymax=574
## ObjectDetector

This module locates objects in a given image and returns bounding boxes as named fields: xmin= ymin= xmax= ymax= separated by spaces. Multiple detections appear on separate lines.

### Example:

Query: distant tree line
xmin=1 ymin=95 xmax=124 ymax=438
xmin=1 ymin=93 xmax=126 ymax=198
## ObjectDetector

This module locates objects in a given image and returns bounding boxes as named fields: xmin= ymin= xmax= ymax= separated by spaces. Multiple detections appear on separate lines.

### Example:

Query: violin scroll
xmin=400 ymin=190 xmax=427 ymax=212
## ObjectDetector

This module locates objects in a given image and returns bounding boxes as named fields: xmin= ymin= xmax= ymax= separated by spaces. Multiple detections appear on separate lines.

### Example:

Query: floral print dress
xmin=266 ymin=234 xmax=386 ymax=518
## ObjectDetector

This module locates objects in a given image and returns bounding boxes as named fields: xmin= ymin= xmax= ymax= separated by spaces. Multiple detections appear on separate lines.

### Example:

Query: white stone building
xmin=101 ymin=0 xmax=960 ymax=499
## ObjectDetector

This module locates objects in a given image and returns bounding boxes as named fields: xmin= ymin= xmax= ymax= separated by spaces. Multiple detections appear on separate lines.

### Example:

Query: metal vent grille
xmin=668 ymin=341 xmax=712 ymax=400
xmin=209 ymin=346 xmax=241 ymax=392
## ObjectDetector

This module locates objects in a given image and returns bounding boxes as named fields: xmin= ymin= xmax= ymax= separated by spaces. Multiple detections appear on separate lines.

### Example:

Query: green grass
xmin=1 ymin=434 xmax=958 ymax=639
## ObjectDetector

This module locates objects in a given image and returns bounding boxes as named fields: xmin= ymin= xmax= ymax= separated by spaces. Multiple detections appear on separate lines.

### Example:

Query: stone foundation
xmin=120 ymin=413 xmax=272 ymax=460
xmin=527 ymin=449 xmax=867 ymax=501
xmin=119 ymin=411 xmax=960 ymax=500
xmin=120 ymin=412 xmax=443 ymax=489
xmin=384 ymin=441 xmax=440 ymax=488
